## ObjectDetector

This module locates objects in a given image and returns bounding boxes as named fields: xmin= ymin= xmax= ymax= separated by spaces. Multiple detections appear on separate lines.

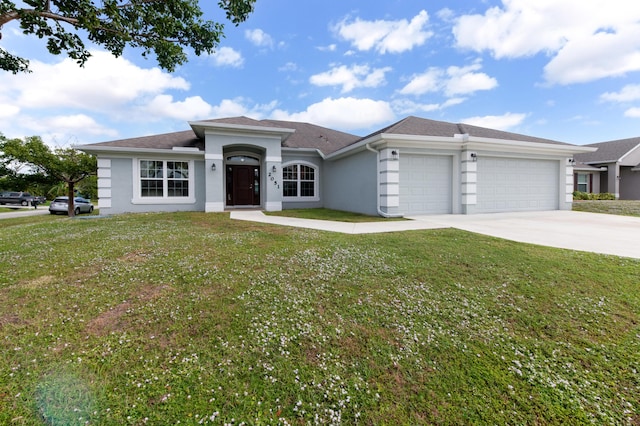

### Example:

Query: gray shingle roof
xmin=574 ymin=137 xmax=640 ymax=164
xmin=85 ymin=130 xmax=203 ymax=150
xmin=263 ymin=119 xmax=360 ymax=155
xmin=197 ymin=117 xmax=361 ymax=155
xmin=360 ymin=116 xmax=569 ymax=145
xmin=83 ymin=115 xmax=572 ymax=155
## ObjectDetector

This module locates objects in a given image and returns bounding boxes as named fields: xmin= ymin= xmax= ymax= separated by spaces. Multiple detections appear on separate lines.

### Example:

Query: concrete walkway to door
xmin=231 ymin=210 xmax=640 ymax=259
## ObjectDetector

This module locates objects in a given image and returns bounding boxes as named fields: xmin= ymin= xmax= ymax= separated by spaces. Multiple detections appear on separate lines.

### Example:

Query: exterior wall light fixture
xmin=272 ymin=165 xmax=277 ymax=173
xmin=470 ymin=152 xmax=477 ymax=162
xmin=211 ymin=163 xmax=216 ymax=171
xmin=391 ymin=150 xmax=399 ymax=160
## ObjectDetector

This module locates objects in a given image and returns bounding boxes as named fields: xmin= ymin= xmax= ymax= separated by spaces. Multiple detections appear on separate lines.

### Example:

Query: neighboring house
xmin=573 ymin=137 xmax=640 ymax=199
xmin=572 ymin=162 xmax=603 ymax=194
xmin=77 ymin=116 xmax=594 ymax=217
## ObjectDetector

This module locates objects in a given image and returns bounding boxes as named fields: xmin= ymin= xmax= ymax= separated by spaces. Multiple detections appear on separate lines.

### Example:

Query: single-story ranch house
xmin=573 ymin=137 xmax=640 ymax=200
xmin=78 ymin=116 xmax=595 ymax=217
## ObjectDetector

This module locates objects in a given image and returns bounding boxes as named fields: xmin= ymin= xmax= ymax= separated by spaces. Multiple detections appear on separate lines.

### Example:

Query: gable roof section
xmin=263 ymin=119 xmax=360 ymax=155
xmin=574 ymin=137 xmax=640 ymax=164
xmin=360 ymin=116 xmax=568 ymax=145
xmin=196 ymin=117 xmax=360 ymax=155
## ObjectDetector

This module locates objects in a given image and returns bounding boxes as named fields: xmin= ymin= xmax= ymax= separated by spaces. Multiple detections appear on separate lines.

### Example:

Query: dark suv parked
xmin=0 ymin=191 xmax=36 ymax=206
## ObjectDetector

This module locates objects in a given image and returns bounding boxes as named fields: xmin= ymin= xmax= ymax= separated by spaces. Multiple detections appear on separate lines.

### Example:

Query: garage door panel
xmin=399 ymin=155 xmax=452 ymax=215
xmin=476 ymin=157 xmax=558 ymax=213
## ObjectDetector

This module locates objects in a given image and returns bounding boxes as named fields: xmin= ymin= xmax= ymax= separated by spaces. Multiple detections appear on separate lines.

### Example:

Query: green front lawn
xmin=1 ymin=212 xmax=638 ymax=425
xmin=573 ymin=200 xmax=640 ymax=217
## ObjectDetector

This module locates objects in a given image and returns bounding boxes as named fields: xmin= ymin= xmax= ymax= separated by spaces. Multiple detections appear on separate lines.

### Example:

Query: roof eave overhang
xmin=189 ymin=121 xmax=296 ymax=142
xmin=76 ymin=145 xmax=205 ymax=157
xmin=618 ymin=142 xmax=640 ymax=165
xmin=282 ymin=147 xmax=326 ymax=159
xmin=463 ymin=137 xmax=598 ymax=156
xmin=326 ymin=133 xmax=597 ymax=160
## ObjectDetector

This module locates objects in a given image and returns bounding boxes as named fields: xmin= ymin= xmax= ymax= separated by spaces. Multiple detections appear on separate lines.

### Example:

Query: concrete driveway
xmin=232 ymin=210 xmax=640 ymax=259
xmin=409 ymin=211 xmax=640 ymax=260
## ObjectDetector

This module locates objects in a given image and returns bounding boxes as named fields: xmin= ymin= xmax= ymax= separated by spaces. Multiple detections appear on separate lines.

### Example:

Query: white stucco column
xmin=461 ymin=151 xmax=477 ymax=214
xmin=379 ymin=148 xmax=400 ymax=215
xmin=97 ymin=158 xmax=112 ymax=210
xmin=564 ymin=158 xmax=575 ymax=208
xmin=608 ymin=163 xmax=620 ymax=199
xmin=204 ymin=152 xmax=224 ymax=212
xmin=265 ymin=153 xmax=283 ymax=212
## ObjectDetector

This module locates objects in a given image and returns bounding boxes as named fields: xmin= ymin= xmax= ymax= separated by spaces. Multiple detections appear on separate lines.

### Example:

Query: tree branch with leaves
xmin=0 ymin=134 xmax=97 ymax=216
xmin=0 ymin=0 xmax=256 ymax=73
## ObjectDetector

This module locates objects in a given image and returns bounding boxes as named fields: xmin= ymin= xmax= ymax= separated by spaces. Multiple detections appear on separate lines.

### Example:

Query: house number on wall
xmin=268 ymin=173 xmax=279 ymax=189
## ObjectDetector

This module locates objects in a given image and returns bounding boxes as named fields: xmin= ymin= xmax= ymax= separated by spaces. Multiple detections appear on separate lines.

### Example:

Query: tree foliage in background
xmin=0 ymin=134 xmax=97 ymax=216
xmin=0 ymin=0 xmax=257 ymax=73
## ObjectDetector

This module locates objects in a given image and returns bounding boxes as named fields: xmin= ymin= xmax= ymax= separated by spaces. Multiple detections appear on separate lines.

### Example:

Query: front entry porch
xmin=226 ymin=164 xmax=260 ymax=207
xmin=205 ymin=142 xmax=283 ymax=213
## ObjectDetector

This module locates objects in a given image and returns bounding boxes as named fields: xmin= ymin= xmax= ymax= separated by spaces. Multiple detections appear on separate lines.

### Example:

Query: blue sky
xmin=2 ymin=0 xmax=640 ymax=146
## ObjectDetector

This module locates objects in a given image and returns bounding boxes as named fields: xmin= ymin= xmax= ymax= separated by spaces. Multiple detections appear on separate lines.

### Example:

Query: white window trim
xmin=132 ymin=158 xmax=196 ymax=204
xmin=282 ymin=161 xmax=320 ymax=202
xmin=577 ymin=173 xmax=589 ymax=193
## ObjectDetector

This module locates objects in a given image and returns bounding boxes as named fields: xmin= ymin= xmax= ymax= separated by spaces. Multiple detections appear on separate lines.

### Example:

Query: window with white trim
xmin=283 ymin=163 xmax=317 ymax=199
xmin=139 ymin=160 xmax=191 ymax=199
xmin=576 ymin=173 xmax=588 ymax=192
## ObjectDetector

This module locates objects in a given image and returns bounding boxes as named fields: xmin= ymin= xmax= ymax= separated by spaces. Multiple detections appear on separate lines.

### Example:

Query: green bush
xmin=596 ymin=192 xmax=616 ymax=200
xmin=572 ymin=191 xmax=615 ymax=200
xmin=573 ymin=191 xmax=589 ymax=200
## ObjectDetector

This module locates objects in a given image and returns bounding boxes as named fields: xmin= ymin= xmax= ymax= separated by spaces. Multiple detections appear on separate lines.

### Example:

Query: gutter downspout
xmin=366 ymin=143 xmax=404 ymax=218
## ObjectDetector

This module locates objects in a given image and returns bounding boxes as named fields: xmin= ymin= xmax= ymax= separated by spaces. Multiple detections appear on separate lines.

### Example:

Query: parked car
xmin=49 ymin=196 xmax=94 ymax=215
xmin=0 ymin=191 xmax=36 ymax=206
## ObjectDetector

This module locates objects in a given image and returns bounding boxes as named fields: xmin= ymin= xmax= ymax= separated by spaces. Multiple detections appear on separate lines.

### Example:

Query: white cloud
xmin=42 ymin=114 xmax=118 ymax=137
xmin=460 ymin=112 xmax=528 ymax=131
xmin=444 ymin=63 xmax=498 ymax=96
xmin=543 ymin=26 xmax=640 ymax=84
xmin=601 ymin=84 xmax=640 ymax=103
xmin=210 ymin=47 xmax=244 ymax=67
xmin=13 ymin=114 xmax=118 ymax=145
xmin=391 ymin=98 xmax=465 ymax=115
xmin=245 ymin=28 xmax=274 ymax=49
xmin=0 ymin=50 xmax=189 ymax=112
xmin=399 ymin=61 xmax=497 ymax=97
xmin=271 ymin=97 xmax=395 ymax=131
xmin=310 ymin=64 xmax=392 ymax=93
xmin=398 ymin=68 xmax=442 ymax=95
xmin=146 ymin=95 xmax=214 ymax=120
xmin=624 ymin=107 xmax=640 ymax=118
xmin=0 ymin=104 xmax=20 ymax=119
xmin=208 ymin=98 xmax=278 ymax=119
xmin=0 ymin=50 xmax=219 ymax=143
xmin=279 ymin=62 xmax=298 ymax=72
xmin=453 ymin=0 xmax=640 ymax=84
xmin=317 ymin=44 xmax=337 ymax=52
xmin=334 ymin=10 xmax=433 ymax=54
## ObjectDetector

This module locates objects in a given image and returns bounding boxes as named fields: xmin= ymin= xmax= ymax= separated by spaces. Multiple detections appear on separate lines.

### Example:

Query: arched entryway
xmin=225 ymin=153 xmax=261 ymax=207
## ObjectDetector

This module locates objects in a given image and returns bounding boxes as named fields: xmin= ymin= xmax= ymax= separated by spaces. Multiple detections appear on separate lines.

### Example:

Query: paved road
xmin=0 ymin=206 xmax=50 ymax=219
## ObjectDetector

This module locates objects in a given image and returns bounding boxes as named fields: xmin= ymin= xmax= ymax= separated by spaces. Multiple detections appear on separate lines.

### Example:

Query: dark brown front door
xmin=227 ymin=165 xmax=260 ymax=206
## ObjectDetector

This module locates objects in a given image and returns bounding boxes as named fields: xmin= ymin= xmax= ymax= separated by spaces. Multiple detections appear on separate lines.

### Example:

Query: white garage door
xmin=476 ymin=157 xmax=559 ymax=213
xmin=399 ymin=155 xmax=452 ymax=215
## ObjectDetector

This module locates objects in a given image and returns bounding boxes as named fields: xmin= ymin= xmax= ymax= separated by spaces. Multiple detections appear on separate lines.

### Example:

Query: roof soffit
xmin=327 ymin=133 xmax=595 ymax=160
xmin=188 ymin=121 xmax=295 ymax=141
